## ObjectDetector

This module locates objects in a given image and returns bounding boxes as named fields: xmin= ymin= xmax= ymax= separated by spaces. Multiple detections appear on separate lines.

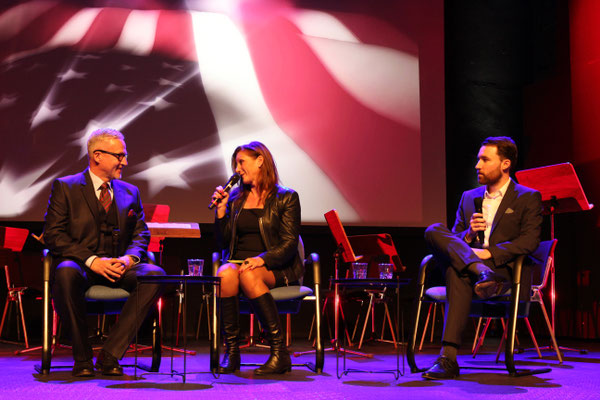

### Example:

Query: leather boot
xmin=218 ymin=296 xmax=241 ymax=373
xmin=250 ymin=292 xmax=292 ymax=375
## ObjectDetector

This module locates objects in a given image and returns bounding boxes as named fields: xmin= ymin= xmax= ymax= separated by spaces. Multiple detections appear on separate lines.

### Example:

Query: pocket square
xmin=127 ymin=209 xmax=136 ymax=218
xmin=505 ymin=208 xmax=514 ymax=214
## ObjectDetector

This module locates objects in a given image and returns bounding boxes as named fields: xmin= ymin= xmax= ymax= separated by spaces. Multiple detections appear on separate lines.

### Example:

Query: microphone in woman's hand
xmin=208 ymin=173 xmax=240 ymax=209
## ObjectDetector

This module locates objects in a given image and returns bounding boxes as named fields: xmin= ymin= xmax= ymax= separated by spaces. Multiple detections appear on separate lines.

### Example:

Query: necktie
xmin=99 ymin=183 xmax=112 ymax=212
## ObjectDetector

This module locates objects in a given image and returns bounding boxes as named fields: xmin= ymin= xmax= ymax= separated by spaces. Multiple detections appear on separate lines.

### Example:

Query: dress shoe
xmin=474 ymin=270 xmax=509 ymax=299
xmin=95 ymin=350 xmax=123 ymax=376
xmin=72 ymin=360 xmax=95 ymax=377
xmin=422 ymin=356 xmax=460 ymax=380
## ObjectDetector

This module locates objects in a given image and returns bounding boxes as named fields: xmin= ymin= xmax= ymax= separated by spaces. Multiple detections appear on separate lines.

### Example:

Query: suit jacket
xmin=44 ymin=169 xmax=150 ymax=263
xmin=452 ymin=179 xmax=542 ymax=268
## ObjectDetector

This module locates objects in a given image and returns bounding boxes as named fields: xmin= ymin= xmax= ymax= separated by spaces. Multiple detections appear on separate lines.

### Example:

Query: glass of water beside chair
xmin=187 ymin=259 xmax=204 ymax=276
xmin=351 ymin=262 xmax=368 ymax=279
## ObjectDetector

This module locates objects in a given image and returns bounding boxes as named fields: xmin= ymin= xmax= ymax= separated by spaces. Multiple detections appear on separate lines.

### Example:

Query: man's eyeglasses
xmin=95 ymin=149 xmax=128 ymax=162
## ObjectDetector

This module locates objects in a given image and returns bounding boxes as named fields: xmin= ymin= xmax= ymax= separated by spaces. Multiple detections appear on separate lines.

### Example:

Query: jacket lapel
xmin=490 ymin=180 xmax=517 ymax=236
xmin=81 ymin=170 xmax=100 ymax=224
xmin=112 ymin=180 xmax=125 ymax=232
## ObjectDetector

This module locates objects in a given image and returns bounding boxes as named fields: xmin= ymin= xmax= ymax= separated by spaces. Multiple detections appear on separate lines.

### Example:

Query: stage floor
xmin=2 ymin=338 xmax=598 ymax=400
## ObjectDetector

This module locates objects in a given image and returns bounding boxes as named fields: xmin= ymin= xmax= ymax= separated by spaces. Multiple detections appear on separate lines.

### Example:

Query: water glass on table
xmin=378 ymin=263 xmax=393 ymax=279
xmin=187 ymin=259 xmax=204 ymax=276
xmin=351 ymin=262 xmax=368 ymax=279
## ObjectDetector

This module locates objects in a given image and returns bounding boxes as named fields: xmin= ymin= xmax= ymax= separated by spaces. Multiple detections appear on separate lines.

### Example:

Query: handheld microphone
xmin=208 ymin=173 xmax=240 ymax=209
xmin=473 ymin=197 xmax=485 ymax=245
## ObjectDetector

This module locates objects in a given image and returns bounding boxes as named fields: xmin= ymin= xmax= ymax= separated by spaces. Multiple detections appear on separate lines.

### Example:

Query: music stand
xmin=323 ymin=209 xmax=374 ymax=358
xmin=516 ymin=162 xmax=593 ymax=355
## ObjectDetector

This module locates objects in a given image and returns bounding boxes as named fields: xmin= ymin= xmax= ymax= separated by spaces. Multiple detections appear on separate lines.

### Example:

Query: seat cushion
xmin=425 ymin=286 xmax=446 ymax=301
xmin=85 ymin=285 xmax=130 ymax=301
xmin=270 ymin=285 xmax=313 ymax=301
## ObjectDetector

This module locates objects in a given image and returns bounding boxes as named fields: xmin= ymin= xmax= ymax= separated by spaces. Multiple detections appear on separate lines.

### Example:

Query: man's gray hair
xmin=87 ymin=128 xmax=125 ymax=158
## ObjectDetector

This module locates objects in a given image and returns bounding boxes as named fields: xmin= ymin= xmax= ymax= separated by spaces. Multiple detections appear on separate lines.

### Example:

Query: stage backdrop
xmin=0 ymin=0 xmax=445 ymax=226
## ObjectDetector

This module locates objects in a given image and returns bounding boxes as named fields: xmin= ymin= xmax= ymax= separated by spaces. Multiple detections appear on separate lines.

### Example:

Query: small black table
xmin=134 ymin=275 xmax=221 ymax=382
xmin=331 ymin=277 xmax=410 ymax=379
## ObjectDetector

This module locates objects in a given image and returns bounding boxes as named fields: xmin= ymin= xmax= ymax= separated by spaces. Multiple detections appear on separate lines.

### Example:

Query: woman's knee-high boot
xmin=250 ymin=292 xmax=292 ymax=375
xmin=218 ymin=296 xmax=241 ymax=373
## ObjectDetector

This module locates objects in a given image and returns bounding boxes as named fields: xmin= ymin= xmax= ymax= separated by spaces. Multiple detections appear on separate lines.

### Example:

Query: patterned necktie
xmin=99 ymin=182 xmax=112 ymax=212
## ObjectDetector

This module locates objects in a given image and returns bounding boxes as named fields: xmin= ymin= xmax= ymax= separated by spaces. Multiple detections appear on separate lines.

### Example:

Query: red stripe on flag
xmin=153 ymin=10 xmax=197 ymax=62
xmin=74 ymin=8 xmax=130 ymax=52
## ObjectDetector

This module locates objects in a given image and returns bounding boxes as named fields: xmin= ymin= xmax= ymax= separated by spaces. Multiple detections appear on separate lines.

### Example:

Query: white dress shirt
xmin=481 ymin=178 xmax=511 ymax=248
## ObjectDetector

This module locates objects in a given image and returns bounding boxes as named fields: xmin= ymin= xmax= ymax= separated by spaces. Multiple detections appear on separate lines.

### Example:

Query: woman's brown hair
xmin=230 ymin=141 xmax=279 ymax=203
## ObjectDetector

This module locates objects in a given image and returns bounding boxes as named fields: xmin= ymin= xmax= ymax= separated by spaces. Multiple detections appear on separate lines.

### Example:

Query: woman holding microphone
xmin=211 ymin=141 xmax=303 ymax=375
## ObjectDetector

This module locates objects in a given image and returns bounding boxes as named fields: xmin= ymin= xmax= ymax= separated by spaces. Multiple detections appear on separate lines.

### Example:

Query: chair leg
xmin=150 ymin=304 xmax=161 ymax=372
xmin=418 ymin=304 xmax=433 ymax=351
xmin=472 ymin=317 xmax=483 ymax=353
xmin=430 ymin=303 xmax=437 ymax=342
xmin=286 ymin=314 xmax=292 ymax=348
xmin=0 ymin=295 xmax=10 ymax=338
xmin=539 ymin=297 xmax=563 ymax=363
xmin=524 ymin=317 xmax=542 ymax=358
xmin=240 ymin=314 xmax=256 ymax=348
xmin=382 ymin=302 xmax=398 ymax=348
xmin=351 ymin=299 xmax=363 ymax=343
xmin=358 ymin=293 xmax=375 ymax=349
xmin=17 ymin=292 xmax=28 ymax=348
xmin=473 ymin=318 xmax=492 ymax=357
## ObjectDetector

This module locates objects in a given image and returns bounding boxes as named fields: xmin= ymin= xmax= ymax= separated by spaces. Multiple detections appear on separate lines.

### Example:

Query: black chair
xmin=212 ymin=238 xmax=324 ymax=373
xmin=471 ymin=239 xmax=562 ymax=362
xmin=35 ymin=250 xmax=161 ymax=375
xmin=407 ymin=240 xmax=558 ymax=377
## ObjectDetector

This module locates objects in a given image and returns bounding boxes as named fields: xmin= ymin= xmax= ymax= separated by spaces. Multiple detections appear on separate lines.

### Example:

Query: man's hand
xmin=239 ymin=257 xmax=265 ymax=274
xmin=90 ymin=257 xmax=126 ymax=282
xmin=116 ymin=255 xmax=134 ymax=271
xmin=472 ymin=248 xmax=492 ymax=260
xmin=467 ymin=212 xmax=486 ymax=243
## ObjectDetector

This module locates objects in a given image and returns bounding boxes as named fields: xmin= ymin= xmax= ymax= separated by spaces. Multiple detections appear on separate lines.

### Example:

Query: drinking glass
xmin=378 ymin=263 xmax=393 ymax=279
xmin=187 ymin=259 xmax=204 ymax=276
xmin=351 ymin=262 xmax=368 ymax=279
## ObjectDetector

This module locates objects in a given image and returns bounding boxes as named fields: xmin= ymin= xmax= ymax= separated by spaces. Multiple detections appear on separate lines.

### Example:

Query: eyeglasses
xmin=95 ymin=149 xmax=128 ymax=162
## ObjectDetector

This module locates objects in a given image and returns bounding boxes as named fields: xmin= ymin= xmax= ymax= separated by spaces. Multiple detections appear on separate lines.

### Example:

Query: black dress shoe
xmin=72 ymin=360 xmax=95 ymax=377
xmin=474 ymin=270 xmax=509 ymax=299
xmin=95 ymin=350 xmax=123 ymax=376
xmin=422 ymin=356 xmax=460 ymax=380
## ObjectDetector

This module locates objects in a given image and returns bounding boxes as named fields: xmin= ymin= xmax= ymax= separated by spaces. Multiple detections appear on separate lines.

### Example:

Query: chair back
xmin=529 ymin=239 xmax=558 ymax=291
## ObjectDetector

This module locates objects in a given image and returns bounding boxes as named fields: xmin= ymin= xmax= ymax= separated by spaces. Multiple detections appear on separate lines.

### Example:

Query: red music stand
xmin=323 ymin=210 xmax=371 ymax=357
xmin=516 ymin=162 xmax=593 ymax=355
xmin=324 ymin=210 xmax=406 ymax=355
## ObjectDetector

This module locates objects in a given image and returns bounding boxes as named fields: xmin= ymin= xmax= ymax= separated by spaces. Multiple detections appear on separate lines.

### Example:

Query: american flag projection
xmin=0 ymin=0 xmax=445 ymax=226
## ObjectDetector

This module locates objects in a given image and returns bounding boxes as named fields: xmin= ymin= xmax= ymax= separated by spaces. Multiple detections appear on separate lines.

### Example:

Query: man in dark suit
xmin=44 ymin=128 xmax=165 ymax=377
xmin=421 ymin=136 xmax=542 ymax=380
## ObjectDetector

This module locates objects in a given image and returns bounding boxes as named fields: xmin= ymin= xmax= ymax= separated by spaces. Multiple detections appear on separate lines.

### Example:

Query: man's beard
xmin=478 ymin=169 xmax=503 ymax=186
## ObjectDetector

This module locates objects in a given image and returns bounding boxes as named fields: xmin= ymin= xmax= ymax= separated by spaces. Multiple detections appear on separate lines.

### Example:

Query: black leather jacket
xmin=215 ymin=185 xmax=303 ymax=285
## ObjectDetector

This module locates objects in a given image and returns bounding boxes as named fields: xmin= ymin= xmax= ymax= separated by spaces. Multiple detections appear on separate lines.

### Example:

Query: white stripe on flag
xmin=116 ymin=10 xmax=160 ymax=56
xmin=190 ymin=11 xmax=359 ymax=222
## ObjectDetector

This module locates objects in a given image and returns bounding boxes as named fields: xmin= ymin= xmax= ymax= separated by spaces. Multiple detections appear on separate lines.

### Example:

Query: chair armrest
xmin=308 ymin=253 xmax=320 ymax=286
xmin=42 ymin=249 xmax=52 ymax=283
xmin=147 ymin=251 xmax=156 ymax=265
xmin=212 ymin=252 xmax=221 ymax=276
xmin=512 ymin=254 xmax=526 ymax=284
